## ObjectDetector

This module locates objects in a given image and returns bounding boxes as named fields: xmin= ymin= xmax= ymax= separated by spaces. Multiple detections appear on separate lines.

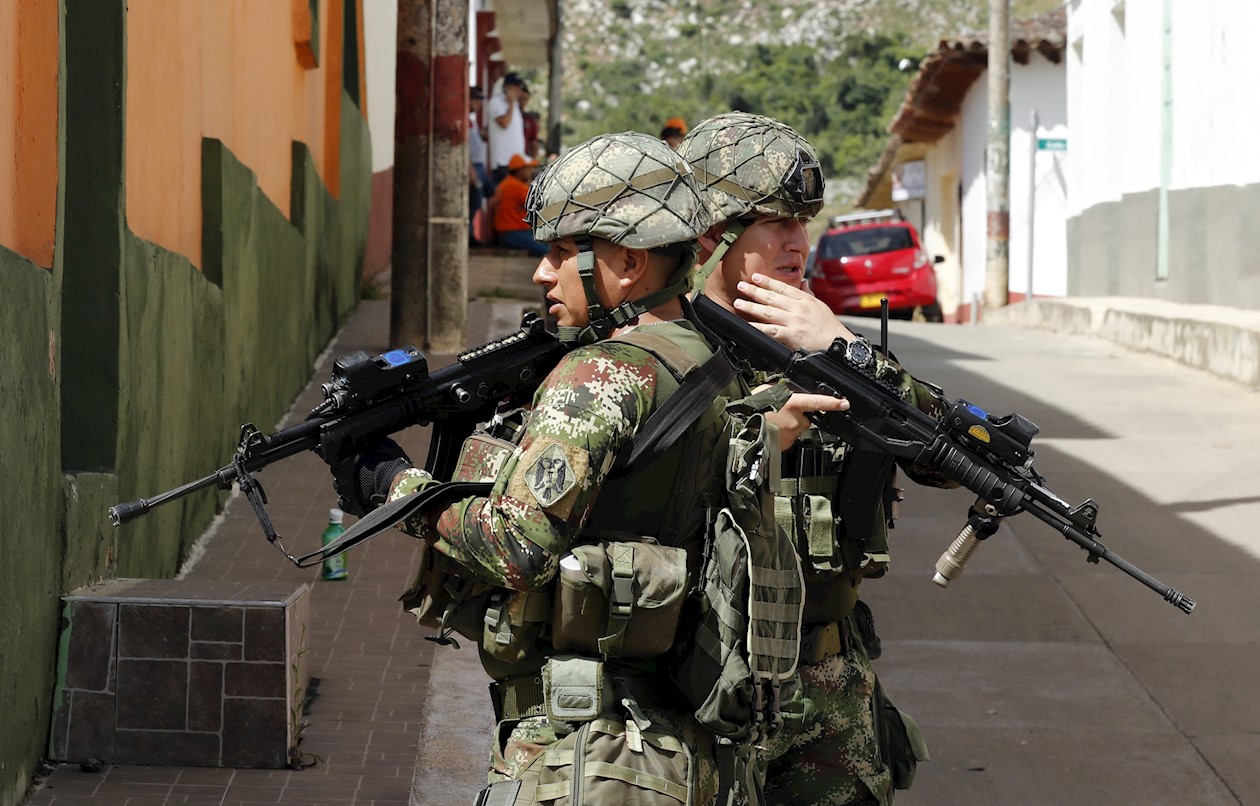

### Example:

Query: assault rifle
xmin=108 ymin=313 xmax=566 ymax=565
xmin=690 ymin=294 xmax=1195 ymax=614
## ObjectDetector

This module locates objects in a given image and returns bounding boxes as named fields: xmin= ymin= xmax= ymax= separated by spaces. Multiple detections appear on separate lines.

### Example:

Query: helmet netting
xmin=679 ymin=112 xmax=825 ymax=223
xmin=527 ymin=132 xmax=710 ymax=249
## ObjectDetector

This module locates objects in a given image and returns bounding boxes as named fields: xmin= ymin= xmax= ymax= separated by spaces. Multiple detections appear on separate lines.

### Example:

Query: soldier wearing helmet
xmin=680 ymin=112 xmax=958 ymax=806
xmin=335 ymin=131 xmax=825 ymax=805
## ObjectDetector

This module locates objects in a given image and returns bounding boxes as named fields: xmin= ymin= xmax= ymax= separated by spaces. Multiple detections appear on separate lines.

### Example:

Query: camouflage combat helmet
xmin=527 ymin=131 xmax=711 ymax=343
xmin=678 ymin=113 xmax=825 ymax=286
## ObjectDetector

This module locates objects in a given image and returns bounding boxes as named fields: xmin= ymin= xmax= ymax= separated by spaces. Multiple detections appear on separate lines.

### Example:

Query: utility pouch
xmin=875 ymin=680 xmax=929 ymax=791
xmin=551 ymin=541 xmax=689 ymax=659
xmin=531 ymin=718 xmax=695 ymax=805
xmin=454 ymin=431 xmax=518 ymax=482
xmin=400 ymin=544 xmax=489 ymax=643
xmin=401 ymin=432 xmax=518 ymax=643
xmin=675 ymin=413 xmax=804 ymax=743
xmin=543 ymin=655 xmax=610 ymax=726
xmin=483 ymin=589 xmax=550 ymax=665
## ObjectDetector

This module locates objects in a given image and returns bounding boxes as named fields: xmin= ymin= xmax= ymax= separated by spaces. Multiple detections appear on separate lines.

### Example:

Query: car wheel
xmin=913 ymin=303 xmax=944 ymax=323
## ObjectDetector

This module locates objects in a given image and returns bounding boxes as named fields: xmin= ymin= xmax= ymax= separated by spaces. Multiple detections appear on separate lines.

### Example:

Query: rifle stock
xmin=691 ymin=294 xmax=1195 ymax=614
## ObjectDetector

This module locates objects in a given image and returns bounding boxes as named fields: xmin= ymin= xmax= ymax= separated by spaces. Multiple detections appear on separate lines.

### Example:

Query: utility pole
xmin=392 ymin=0 xmax=434 ymax=349
xmin=429 ymin=0 xmax=469 ymax=352
xmin=985 ymin=0 xmax=1010 ymax=309
xmin=392 ymin=0 xmax=469 ymax=352
xmin=546 ymin=0 xmax=564 ymax=157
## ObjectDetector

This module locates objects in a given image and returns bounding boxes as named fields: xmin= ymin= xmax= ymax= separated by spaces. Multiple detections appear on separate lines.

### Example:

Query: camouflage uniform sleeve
xmin=424 ymin=344 xmax=657 ymax=591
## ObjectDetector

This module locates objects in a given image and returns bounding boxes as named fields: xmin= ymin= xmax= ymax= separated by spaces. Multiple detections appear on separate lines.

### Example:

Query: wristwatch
xmin=844 ymin=337 xmax=874 ymax=370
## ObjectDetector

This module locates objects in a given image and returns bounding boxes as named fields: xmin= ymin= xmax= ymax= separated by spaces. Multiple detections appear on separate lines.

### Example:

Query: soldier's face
xmin=533 ymin=237 xmax=622 ymax=328
xmin=708 ymin=215 xmax=810 ymax=307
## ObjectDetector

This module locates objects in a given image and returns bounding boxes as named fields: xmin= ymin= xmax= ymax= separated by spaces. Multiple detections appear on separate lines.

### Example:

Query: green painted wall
xmin=0 ymin=2 xmax=372 ymax=794
xmin=0 ymin=249 xmax=63 ymax=806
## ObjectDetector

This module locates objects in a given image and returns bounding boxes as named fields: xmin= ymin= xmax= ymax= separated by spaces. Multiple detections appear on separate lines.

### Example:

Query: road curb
xmin=984 ymin=297 xmax=1260 ymax=388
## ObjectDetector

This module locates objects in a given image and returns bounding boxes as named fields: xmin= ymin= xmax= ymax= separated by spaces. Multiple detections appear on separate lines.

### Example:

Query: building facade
xmin=861 ymin=10 xmax=1068 ymax=322
xmin=1066 ymin=0 xmax=1260 ymax=307
xmin=0 ymin=3 xmax=373 ymax=803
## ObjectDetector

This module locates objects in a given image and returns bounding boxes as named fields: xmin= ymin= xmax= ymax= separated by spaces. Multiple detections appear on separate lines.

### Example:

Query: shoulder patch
xmin=524 ymin=442 xmax=578 ymax=508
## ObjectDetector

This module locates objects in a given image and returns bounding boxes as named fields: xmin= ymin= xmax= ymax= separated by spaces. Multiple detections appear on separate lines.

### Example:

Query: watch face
xmin=848 ymin=340 xmax=872 ymax=367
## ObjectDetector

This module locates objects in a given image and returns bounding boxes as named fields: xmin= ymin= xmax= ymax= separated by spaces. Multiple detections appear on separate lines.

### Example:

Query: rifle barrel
xmin=109 ymin=434 xmax=317 ymax=526
xmin=1021 ymin=497 xmax=1196 ymax=613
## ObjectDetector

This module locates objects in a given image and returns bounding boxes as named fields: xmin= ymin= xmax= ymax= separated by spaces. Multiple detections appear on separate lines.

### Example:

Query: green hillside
xmin=551 ymin=0 xmax=1061 ymax=203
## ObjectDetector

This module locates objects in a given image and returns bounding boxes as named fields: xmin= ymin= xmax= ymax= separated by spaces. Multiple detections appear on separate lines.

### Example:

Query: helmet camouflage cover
xmin=527 ymin=132 xmax=710 ymax=249
xmin=678 ymin=112 xmax=825 ymax=223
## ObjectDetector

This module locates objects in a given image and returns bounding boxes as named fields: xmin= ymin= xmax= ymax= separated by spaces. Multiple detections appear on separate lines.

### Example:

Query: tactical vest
xmin=776 ymin=425 xmax=902 ymax=627
xmin=403 ymin=322 xmax=804 ymax=792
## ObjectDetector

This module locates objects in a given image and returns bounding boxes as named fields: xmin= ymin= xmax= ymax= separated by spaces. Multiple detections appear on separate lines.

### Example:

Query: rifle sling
xmin=613 ymin=348 xmax=737 ymax=472
xmin=289 ymin=480 xmax=492 ymax=567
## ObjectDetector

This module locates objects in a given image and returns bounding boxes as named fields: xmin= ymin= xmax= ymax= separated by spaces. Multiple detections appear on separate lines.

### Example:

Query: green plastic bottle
xmin=320 ymin=508 xmax=348 ymax=581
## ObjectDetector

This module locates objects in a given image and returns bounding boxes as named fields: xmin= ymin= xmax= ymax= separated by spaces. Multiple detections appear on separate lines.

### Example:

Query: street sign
xmin=1037 ymin=137 xmax=1067 ymax=151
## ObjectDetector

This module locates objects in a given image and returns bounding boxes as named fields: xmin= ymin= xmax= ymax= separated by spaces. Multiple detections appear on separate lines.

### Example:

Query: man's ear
xmin=696 ymin=223 xmax=727 ymax=259
xmin=619 ymin=247 xmax=651 ymax=288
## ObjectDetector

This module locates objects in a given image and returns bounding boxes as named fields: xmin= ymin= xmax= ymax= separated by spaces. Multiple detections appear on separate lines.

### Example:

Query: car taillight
xmin=913 ymin=250 xmax=928 ymax=270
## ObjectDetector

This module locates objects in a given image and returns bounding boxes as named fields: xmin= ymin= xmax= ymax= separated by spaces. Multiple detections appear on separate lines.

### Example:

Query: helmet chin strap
xmin=689 ymin=219 xmax=747 ymax=297
xmin=556 ymin=237 xmax=695 ymax=345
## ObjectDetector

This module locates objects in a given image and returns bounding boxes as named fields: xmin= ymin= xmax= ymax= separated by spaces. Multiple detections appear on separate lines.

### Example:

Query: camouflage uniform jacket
xmin=391 ymin=319 xmax=736 ymax=595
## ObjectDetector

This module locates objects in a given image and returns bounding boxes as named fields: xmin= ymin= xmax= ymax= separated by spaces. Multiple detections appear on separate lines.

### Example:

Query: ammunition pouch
xmin=552 ymin=541 xmax=689 ymax=659
xmin=875 ymin=679 xmax=929 ymax=791
xmin=528 ymin=717 xmax=695 ymax=805
xmin=400 ymin=432 xmax=519 ymax=646
xmin=778 ymin=436 xmax=896 ymax=581
xmin=483 ymin=589 xmax=550 ymax=665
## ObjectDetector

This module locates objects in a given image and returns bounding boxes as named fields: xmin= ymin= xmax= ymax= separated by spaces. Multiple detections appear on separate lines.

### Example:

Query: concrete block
xmin=51 ymin=578 xmax=310 ymax=769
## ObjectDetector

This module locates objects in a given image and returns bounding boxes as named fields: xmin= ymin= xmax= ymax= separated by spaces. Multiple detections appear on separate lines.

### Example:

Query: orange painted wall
xmin=126 ymin=0 xmax=360 ymax=269
xmin=0 ymin=0 xmax=59 ymax=269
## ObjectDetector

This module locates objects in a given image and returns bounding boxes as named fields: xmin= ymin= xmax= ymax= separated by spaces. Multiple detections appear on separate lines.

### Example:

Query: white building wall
xmin=920 ymin=127 xmax=963 ymax=317
xmin=363 ymin=2 xmax=397 ymax=172
xmin=1070 ymin=0 xmax=1260 ymax=207
xmin=950 ymin=53 xmax=1067 ymax=306
xmin=958 ymin=81 xmax=987 ymax=310
xmin=1117 ymin=2 xmax=1162 ymax=197
xmin=1011 ymin=58 xmax=1068 ymax=297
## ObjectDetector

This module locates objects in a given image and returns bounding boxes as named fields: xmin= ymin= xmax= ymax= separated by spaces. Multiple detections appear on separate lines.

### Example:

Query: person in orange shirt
xmin=492 ymin=154 xmax=547 ymax=256
xmin=660 ymin=115 xmax=688 ymax=150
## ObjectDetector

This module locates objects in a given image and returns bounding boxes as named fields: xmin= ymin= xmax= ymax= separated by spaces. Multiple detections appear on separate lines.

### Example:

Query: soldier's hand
xmin=765 ymin=392 xmax=849 ymax=451
xmin=330 ymin=438 xmax=413 ymax=516
xmin=733 ymin=272 xmax=858 ymax=352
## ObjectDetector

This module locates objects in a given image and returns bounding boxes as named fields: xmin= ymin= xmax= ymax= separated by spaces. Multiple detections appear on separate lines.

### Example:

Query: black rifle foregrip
xmin=921 ymin=438 xmax=1025 ymax=515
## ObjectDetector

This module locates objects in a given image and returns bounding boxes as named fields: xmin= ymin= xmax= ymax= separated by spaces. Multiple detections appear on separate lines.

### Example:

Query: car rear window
xmin=819 ymin=226 xmax=914 ymax=258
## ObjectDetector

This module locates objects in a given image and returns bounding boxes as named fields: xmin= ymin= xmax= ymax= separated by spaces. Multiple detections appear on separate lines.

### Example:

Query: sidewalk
xmin=985 ymin=296 xmax=1260 ymax=389
xmin=24 ymin=291 xmax=538 ymax=806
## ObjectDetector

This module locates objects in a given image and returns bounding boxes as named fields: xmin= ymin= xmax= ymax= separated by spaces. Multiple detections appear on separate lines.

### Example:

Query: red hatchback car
xmin=808 ymin=210 xmax=944 ymax=322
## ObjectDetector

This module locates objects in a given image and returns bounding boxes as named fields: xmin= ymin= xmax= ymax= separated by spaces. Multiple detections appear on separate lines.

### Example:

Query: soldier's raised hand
xmin=733 ymin=272 xmax=858 ymax=352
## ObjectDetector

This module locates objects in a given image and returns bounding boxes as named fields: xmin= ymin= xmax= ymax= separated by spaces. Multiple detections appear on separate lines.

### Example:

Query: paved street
xmin=858 ymin=318 xmax=1260 ymax=805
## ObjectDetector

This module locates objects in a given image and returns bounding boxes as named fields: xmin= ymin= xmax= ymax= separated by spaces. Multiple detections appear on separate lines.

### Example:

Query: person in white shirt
xmin=469 ymin=86 xmax=491 ymax=245
xmin=487 ymin=72 xmax=527 ymax=187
